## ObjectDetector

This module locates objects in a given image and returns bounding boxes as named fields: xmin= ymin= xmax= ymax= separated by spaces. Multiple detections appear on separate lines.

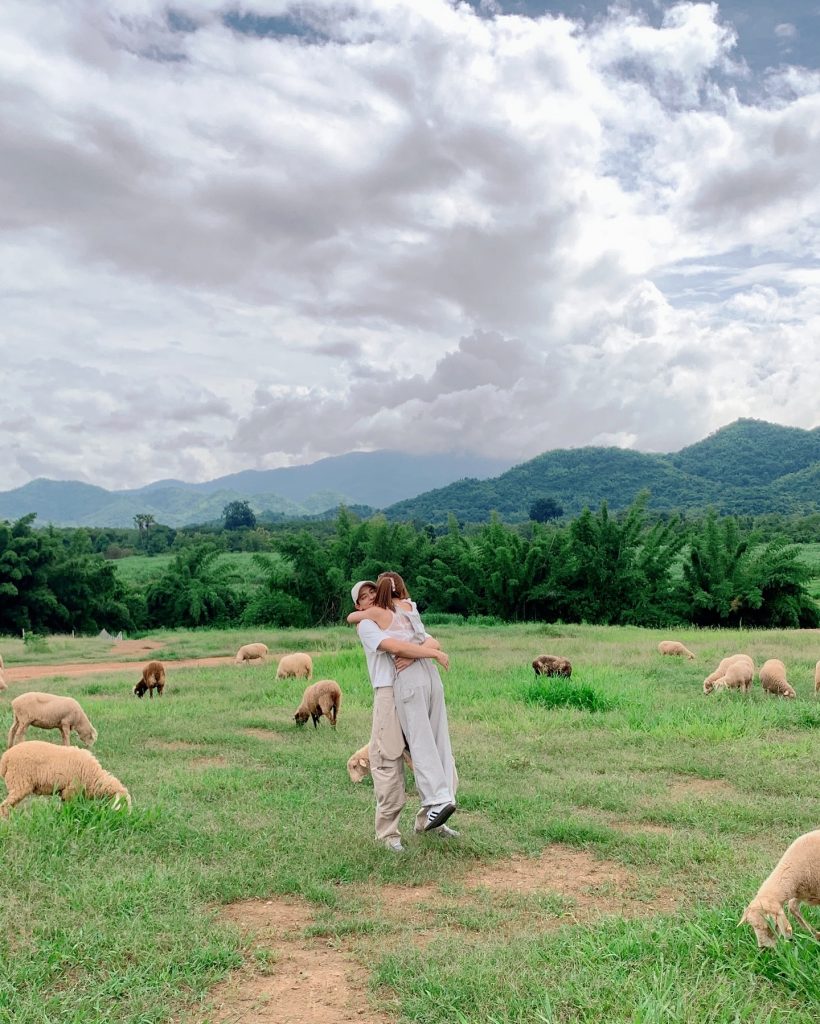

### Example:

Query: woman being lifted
xmin=348 ymin=570 xmax=457 ymax=832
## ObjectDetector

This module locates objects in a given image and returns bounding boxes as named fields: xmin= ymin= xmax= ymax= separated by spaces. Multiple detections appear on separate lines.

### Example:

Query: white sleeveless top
xmin=384 ymin=601 xmax=427 ymax=644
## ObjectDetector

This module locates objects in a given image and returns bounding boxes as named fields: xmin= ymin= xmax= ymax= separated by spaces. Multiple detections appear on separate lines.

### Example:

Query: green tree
xmin=528 ymin=496 xmax=564 ymax=522
xmin=145 ymin=545 xmax=240 ymax=627
xmin=223 ymin=501 xmax=257 ymax=531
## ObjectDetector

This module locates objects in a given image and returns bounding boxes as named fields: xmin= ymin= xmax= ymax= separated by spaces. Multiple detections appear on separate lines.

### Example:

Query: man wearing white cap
xmin=350 ymin=579 xmax=452 ymax=852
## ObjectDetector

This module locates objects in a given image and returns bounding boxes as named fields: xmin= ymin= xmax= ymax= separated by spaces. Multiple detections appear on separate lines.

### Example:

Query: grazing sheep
xmin=0 ymin=669 xmax=6 ymax=693
xmin=815 ymin=660 xmax=820 ymax=696
xmin=347 ymin=743 xmax=414 ymax=783
xmin=740 ymin=829 xmax=820 ymax=947
xmin=532 ymin=655 xmax=572 ymax=678
xmin=658 ymin=640 xmax=695 ymax=660
xmin=0 ymin=653 xmax=4 ymax=669
xmin=760 ymin=659 xmax=796 ymax=699
xmin=703 ymin=654 xmax=754 ymax=694
xmin=0 ymin=740 xmax=131 ymax=817
xmin=235 ymin=642 xmax=269 ymax=665
xmin=705 ymin=658 xmax=755 ymax=696
xmin=277 ymin=652 xmax=313 ymax=681
xmin=294 ymin=680 xmax=341 ymax=728
xmin=134 ymin=660 xmax=166 ymax=699
xmin=8 ymin=692 xmax=97 ymax=747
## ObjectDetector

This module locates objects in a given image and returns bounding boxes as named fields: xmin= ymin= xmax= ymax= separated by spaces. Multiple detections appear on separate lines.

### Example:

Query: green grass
xmin=2 ymin=623 xmax=820 ymax=1022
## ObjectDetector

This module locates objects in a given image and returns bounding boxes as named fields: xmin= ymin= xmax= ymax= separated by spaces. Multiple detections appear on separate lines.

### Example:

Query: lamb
xmin=134 ymin=660 xmax=166 ymax=699
xmin=740 ymin=829 xmax=820 ymax=947
xmin=703 ymin=654 xmax=754 ymax=694
xmin=7 ymin=692 xmax=98 ymax=747
xmin=760 ymin=658 xmax=796 ymax=699
xmin=347 ymin=743 xmax=414 ymax=783
xmin=277 ymin=652 xmax=313 ymax=681
xmin=657 ymin=640 xmax=695 ymax=660
xmin=814 ymin=660 xmax=820 ymax=696
xmin=705 ymin=658 xmax=755 ymax=696
xmin=0 ymin=740 xmax=131 ymax=817
xmin=532 ymin=655 xmax=572 ymax=678
xmin=294 ymin=680 xmax=341 ymax=728
xmin=235 ymin=642 xmax=269 ymax=665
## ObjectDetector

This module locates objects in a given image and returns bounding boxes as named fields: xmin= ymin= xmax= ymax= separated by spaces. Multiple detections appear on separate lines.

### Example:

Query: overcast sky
xmin=2 ymin=1 xmax=819 ymax=490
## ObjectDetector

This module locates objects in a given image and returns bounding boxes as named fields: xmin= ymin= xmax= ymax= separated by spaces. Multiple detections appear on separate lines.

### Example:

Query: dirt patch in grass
xmin=209 ymin=844 xmax=679 ymax=1021
xmin=146 ymin=740 xmax=202 ymax=752
xmin=4 ymin=655 xmax=235 ymax=684
xmin=667 ymin=776 xmax=734 ymax=799
xmin=241 ymin=728 xmax=287 ymax=742
xmin=206 ymin=899 xmax=394 ymax=1024
xmin=109 ymin=639 xmax=164 ymax=656
xmin=191 ymin=756 xmax=228 ymax=769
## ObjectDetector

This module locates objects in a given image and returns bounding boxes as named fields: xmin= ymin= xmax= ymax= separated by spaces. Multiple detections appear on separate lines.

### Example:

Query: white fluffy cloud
xmin=0 ymin=0 xmax=818 ymax=489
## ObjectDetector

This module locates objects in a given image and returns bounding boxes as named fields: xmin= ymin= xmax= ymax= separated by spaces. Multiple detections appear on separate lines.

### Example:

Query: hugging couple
xmin=349 ymin=572 xmax=458 ymax=853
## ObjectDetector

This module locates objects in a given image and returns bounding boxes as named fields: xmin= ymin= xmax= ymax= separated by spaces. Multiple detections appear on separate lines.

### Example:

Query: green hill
xmin=385 ymin=420 xmax=820 ymax=523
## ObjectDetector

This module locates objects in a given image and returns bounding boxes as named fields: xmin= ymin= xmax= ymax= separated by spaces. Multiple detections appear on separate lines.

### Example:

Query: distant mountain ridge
xmin=384 ymin=420 xmax=820 ymax=523
xmin=0 ymin=451 xmax=513 ymax=528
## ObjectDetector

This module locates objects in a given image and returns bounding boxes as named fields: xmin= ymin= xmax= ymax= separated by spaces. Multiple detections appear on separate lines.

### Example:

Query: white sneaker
xmin=385 ymin=839 xmax=404 ymax=853
xmin=415 ymin=823 xmax=460 ymax=838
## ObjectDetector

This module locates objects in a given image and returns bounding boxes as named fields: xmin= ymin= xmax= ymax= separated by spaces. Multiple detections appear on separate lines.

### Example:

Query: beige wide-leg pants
xmin=370 ymin=685 xmax=410 ymax=844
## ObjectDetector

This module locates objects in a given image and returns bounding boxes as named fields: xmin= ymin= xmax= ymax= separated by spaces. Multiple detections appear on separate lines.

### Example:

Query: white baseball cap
xmin=350 ymin=580 xmax=377 ymax=604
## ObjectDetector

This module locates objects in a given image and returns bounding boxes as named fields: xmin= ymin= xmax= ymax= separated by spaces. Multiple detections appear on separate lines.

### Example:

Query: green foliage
xmin=524 ymin=677 xmax=616 ymax=712
xmin=222 ymin=499 xmax=257 ymax=530
xmin=529 ymin=496 xmax=564 ymax=522
xmin=145 ymin=545 xmax=240 ymax=627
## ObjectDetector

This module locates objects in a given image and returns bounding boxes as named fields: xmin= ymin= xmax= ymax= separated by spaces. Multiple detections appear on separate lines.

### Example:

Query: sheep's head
xmin=347 ymin=753 xmax=370 ymax=783
xmin=294 ymin=709 xmax=310 ymax=726
xmin=79 ymin=723 xmax=98 ymax=746
xmin=740 ymin=898 xmax=792 ymax=948
xmin=703 ymin=678 xmax=715 ymax=694
xmin=134 ymin=680 xmax=148 ymax=699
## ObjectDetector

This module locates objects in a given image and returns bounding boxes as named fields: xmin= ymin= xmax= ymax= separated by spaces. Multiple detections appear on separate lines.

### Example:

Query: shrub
xmin=524 ymin=678 xmax=615 ymax=713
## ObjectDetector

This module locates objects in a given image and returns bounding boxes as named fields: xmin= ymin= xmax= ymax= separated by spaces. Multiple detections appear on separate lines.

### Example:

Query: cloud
xmin=0 ymin=0 xmax=818 ymax=492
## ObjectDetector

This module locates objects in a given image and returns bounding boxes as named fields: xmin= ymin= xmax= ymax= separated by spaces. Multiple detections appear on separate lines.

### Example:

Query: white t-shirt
xmin=357 ymin=619 xmax=397 ymax=688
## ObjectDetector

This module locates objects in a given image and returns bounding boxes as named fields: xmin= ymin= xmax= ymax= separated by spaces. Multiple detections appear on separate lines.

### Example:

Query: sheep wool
xmin=0 ymin=740 xmax=131 ymax=817
xmin=277 ymin=652 xmax=313 ymax=680
xmin=532 ymin=655 xmax=572 ymax=678
xmin=657 ymin=640 xmax=695 ymax=660
xmin=760 ymin=659 xmax=796 ymax=699
xmin=134 ymin=661 xmax=166 ymax=699
xmin=703 ymin=654 xmax=754 ymax=694
xmin=741 ymin=829 xmax=820 ymax=947
xmin=294 ymin=680 xmax=341 ymax=728
xmin=8 ymin=692 xmax=97 ymax=747
xmin=235 ymin=642 xmax=269 ymax=665
xmin=347 ymin=743 xmax=414 ymax=783
xmin=0 ymin=669 xmax=6 ymax=693
xmin=814 ymin=660 xmax=820 ymax=696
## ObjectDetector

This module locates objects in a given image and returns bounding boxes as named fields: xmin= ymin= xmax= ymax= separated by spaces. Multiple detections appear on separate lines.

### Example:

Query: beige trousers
xmin=370 ymin=685 xmax=410 ymax=843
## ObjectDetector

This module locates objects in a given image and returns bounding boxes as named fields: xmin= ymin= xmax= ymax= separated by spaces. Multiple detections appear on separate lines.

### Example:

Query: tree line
xmin=1 ymin=496 xmax=816 ymax=636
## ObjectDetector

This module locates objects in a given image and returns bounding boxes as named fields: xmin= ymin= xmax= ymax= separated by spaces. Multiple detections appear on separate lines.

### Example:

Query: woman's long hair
xmin=374 ymin=571 xmax=409 ymax=609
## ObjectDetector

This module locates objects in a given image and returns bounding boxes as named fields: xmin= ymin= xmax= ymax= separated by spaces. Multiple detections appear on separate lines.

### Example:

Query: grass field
xmin=1 ymin=623 xmax=820 ymax=1023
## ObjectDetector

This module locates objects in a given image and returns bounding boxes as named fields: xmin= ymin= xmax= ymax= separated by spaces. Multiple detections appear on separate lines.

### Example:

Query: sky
xmin=1 ymin=0 xmax=819 ymax=491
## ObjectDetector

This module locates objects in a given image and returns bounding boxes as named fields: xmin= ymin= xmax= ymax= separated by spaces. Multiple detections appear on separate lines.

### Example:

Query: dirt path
xmin=4 ymin=640 xmax=236 ymax=684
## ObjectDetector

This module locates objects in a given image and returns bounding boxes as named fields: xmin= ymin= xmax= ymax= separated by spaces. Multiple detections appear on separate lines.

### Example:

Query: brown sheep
xmin=703 ymin=654 xmax=754 ymax=694
xmin=347 ymin=743 xmax=413 ymax=782
xmin=134 ymin=660 xmax=166 ymax=699
xmin=815 ymin=660 xmax=820 ymax=696
xmin=532 ymin=655 xmax=572 ymax=678
xmin=277 ymin=652 xmax=313 ymax=680
xmin=8 ymin=692 xmax=97 ymax=747
xmin=294 ymin=680 xmax=341 ymax=728
xmin=0 ymin=740 xmax=131 ymax=817
xmin=760 ymin=659 xmax=796 ymax=699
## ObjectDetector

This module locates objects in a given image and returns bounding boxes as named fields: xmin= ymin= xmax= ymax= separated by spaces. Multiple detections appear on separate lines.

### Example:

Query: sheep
xmin=703 ymin=654 xmax=754 ymax=694
xmin=740 ymin=829 xmax=820 ymax=947
xmin=347 ymin=743 xmax=414 ymax=783
xmin=7 ymin=692 xmax=97 ymax=747
xmin=815 ymin=660 xmax=820 ymax=696
xmin=0 ymin=653 xmax=4 ymax=669
xmin=532 ymin=655 xmax=572 ymax=678
xmin=657 ymin=640 xmax=695 ymax=660
xmin=235 ymin=642 xmax=269 ymax=665
xmin=0 ymin=669 xmax=6 ymax=693
xmin=134 ymin=660 xmax=166 ymax=699
xmin=294 ymin=680 xmax=341 ymax=728
xmin=760 ymin=658 xmax=796 ymax=699
xmin=705 ymin=658 xmax=755 ymax=696
xmin=0 ymin=740 xmax=131 ymax=817
xmin=277 ymin=652 xmax=313 ymax=681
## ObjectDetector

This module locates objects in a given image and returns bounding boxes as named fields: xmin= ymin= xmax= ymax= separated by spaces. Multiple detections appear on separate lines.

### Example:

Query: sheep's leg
xmin=148 ymin=686 xmax=154 ymax=699
xmin=0 ymin=790 xmax=27 ymax=817
xmin=7 ymin=720 xmax=21 ymax=746
xmin=787 ymin=899 xmax=820 ymax=939
xmin=60 ymin=722 xmax=71 ymax=745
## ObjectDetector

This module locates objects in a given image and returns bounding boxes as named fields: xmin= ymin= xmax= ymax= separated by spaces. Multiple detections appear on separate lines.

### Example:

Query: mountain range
xmin=0 ymin=419 xmax=817 ymax=528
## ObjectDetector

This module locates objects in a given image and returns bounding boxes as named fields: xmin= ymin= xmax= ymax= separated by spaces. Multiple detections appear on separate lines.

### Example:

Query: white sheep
xmin=658 ymin=640 xmax=695 ymax=660
xmin=0 ymin=669 xmax=6 ymax=693
xmin=740 ymin=829 xmax=820 ymax=947
xmin=235 ymin=642 xmax=269 ymax=665
xmin=703 ymin=654 xmax=754 ymax=694
xmin=759 ymin=658 xmax=796 ymax=699
xmin=8 ymin=692 xmax=98 ymax=747
xmin=0 ymin=653 xmax=4 ymax=669
xmin=277 ymin=652 xmax=313 ymax=680
xmin=294 ymin=680 xmax=341 ymax=728
xmin=814 ymin=660 xmax=820 ymax=696
xmin=0 ymin=740 xmax=131 ymax=817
